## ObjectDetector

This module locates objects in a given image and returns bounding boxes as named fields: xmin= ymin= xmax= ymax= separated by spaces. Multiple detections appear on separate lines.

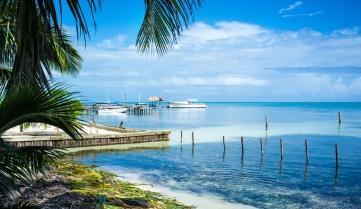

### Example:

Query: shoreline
xmin=65 ymin=142 xmax=255 ymax=208
xmin=1 ymin=161 xmax=193 ymax=209
xmin=109 ymin=167 xmax=256 ymax=209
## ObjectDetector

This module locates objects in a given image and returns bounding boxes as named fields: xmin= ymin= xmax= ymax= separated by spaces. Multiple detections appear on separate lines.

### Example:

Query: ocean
xmin=73 ymin=102 xmax=361 ymax=208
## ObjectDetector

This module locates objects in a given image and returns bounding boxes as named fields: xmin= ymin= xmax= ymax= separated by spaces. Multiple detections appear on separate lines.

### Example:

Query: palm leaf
xmin=136 ymin=0 xmax=202 ymax=56
xmin=0 ymin=82 xmax=84 ymax=197
xmin=0 ymin=139 xmax=64 ymax=197
xmin=0 ymin=0 xmax=93 ymax=89
xmin=0 ymin=82 xmax=84 ymax=139
xmin=0 ymin=67 xmax=11 ymax=93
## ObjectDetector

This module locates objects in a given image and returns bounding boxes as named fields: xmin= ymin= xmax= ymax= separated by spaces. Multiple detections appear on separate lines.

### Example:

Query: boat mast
xmin=107 ymin=94 xmax=110 ymax=104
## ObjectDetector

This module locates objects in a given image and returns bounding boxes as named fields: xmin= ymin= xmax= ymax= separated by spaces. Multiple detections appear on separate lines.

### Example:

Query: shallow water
xmin=75 ymin=102 xmax=361 ymax=208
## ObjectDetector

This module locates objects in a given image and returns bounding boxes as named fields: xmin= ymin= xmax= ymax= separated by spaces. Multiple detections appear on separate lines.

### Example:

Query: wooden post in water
xmin=335 ymin=144 xmax=339 ymax=169
xmin=223 ymin=136 xmax=226 ymax=152
xmin=338 ymin=112 xmax=342 ymax=125
xmin=280 ymin=139 xmax=284 ymax=160
xmin=192 ymin=131 xmax=194 ymax=148
xmin=260 ymin=138 xmax=264 ymax=155
xmin=264 ymin=115 xmax=268 ymax=131
xmin=305 ymin=140 xmax=309 ymax=163
xmin=180 ymin=130 xmax=183 ymax=143
xmin=241 ymin=137 xmax=244 ymax=156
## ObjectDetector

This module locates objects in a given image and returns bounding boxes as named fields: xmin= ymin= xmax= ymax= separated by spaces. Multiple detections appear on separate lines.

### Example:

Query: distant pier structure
xmin=84 ymin=96 xmax=164 ymax=116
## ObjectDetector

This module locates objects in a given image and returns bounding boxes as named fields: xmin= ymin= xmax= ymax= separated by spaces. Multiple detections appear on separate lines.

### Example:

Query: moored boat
xmin=97 ymin=105 xmax=128 ymax=114
xmin=168 ymin=100 xmax=207 ymax=108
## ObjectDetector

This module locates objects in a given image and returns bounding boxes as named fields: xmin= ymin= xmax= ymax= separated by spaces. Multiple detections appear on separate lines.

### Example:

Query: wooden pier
xmin=4 ymin=125 xmax=170 ymax=148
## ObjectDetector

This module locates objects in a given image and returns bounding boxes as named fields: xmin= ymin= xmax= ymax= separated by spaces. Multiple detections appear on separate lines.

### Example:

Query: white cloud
xmin=332 ymin=27 xmax=360 ymax=36
xmin=350 ymin=76 xmax=361 ymax=92
xmin=279 ymin=1 xmax=303 ymax=14
xmin=282 ymin=11 xmax=323 ymax=18
xmin=61 ymin=21 xmax=361 ymax=101
xmin=98 ymin=34 xmax=127 ymax=49
xmin=279 ymin=1 xmax=323 ymax=18
xmin=164 ymin=76 xmax=269 ymax=86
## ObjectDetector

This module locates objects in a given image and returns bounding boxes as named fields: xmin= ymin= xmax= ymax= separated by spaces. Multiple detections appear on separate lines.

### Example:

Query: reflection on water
xmin=75 ymin=103 xmax=361 ymax=208
xmin=83 ymin=102 xmax=361 ymax=140
xmin=72 ymin=134 xmax=361 ymax=209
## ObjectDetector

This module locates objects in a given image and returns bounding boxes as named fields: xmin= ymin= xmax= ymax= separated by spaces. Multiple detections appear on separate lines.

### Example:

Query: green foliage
xmin=0 ymin=83 xmax=84 ymax=197
xmin=137 ymin=0 xmax=203 ymax=56
xmin=0 ymin=0 xmax=203 ymax=201
xmin=0 ymin=83 xmax=84 ymax=138
xmin=2 ymin=200 xmax=40 ymax=209
xmin=0 ymin=1 xmax=84 ymax=89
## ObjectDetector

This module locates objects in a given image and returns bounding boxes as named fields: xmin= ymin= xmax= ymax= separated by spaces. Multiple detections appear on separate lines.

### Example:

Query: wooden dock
xmin=3 ymin=125 xmax=170 ymax=148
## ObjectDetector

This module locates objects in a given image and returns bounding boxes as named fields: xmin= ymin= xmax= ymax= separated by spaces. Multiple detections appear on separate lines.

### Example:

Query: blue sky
xmin=56 ymin=0 xmax=361 ymax=102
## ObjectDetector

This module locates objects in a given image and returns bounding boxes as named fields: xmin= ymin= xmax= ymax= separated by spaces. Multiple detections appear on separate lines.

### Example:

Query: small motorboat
xmin=168 ymin=99 xmax=207 ymax=108
xmin=97 ymin=105 xmax=128 ymax=114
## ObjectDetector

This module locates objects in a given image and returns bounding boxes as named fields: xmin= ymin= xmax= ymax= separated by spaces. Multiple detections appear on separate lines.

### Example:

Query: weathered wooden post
xmin=280 ymin=139 xmax=284 ymax=160
xmin=264 ymin=115 xmax=268 ymax=131
xmin=338 ymin=112 xmax=342 ymax=125
xmin=305 ymin=140 xmax=309 ymax=163
xmin=223 ymin=136 xmax=226 ymax=152
xmin=335 ymin=144 xmax=339 ymax=169
xmin=241 ymin=136 xmax=244 ymax=156
xmin=180 ymin=130 xmax=183 ymax=143
xmin=191 ymin=132 xmax=195 ymax=156
xmin=192 ymin=131 xmax=194 ymax=148
xmin=260 ymin=138 xmax=264 ymax=155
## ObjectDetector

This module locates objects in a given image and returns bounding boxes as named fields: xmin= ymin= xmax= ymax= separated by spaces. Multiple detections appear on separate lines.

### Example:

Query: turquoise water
xmin=76 ymin=102 xmax=361 ymax=208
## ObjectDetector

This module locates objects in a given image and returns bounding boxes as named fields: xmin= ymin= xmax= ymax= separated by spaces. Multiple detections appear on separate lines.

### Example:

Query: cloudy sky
xmin=57 ymin=0 xmax=361 ymax=102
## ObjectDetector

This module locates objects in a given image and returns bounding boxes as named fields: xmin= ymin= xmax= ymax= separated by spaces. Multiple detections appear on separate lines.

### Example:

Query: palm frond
xmin=0 ymin=19 xmax=83 ymax=90
xmin=3 ymin=199 xmax=40 ymax=209
xmin=0 ymin=67 xmax=11 ymax=93
xmin=0 ymin=0 xmax=100 ymax=41
xmin=0 ymin=139 xmax=64 ymax=198
xmin=0 ymin=82 xmax=85 ymax=139
xmin=0 ymin=0 xmax=96 ymax=89
xmin=0 ymin=7 xmax=16 ymax=67
xmin=0 ymin=82 xmax=83 ymax=197
xmin=136 ymin=0 xmax=202 ymax=56
xmin=48 ymin=28 xmax=83 ymax=76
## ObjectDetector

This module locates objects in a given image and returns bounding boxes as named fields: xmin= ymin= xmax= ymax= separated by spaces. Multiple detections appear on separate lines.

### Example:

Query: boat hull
xmin=168 ymin=104 xmax=207 ymax=108
xmin=97 ymin=108 xmax=128 ymax=114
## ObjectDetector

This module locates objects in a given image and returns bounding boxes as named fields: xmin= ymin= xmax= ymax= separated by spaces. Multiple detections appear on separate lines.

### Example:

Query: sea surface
xmin=73 ymin=102 xmax=361 ymax=208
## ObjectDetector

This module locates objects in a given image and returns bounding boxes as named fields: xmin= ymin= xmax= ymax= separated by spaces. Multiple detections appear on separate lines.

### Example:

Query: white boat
xmin=168 ymin=100 xmax=207 ymax=108
xmin=97 ymin=105 xmax=128 ymax=114
xmin=95 ymin=94 xmax=129 ymax=114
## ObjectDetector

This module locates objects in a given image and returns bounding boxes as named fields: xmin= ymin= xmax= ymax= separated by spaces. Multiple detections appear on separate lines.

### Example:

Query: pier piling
xmin=305 ymin=140 xmax=309 ymax=163
xmin=280 ymin=139 xmax=284 ymax=160
xmin=223 ymin=136 xmax=226 ymax=152
xmin=241 ymin=136 xmax=244 ymax=156
xmin=338 ymin=112 xmax=342 ymax=125
xmin=264 ymin=115 xmax=268 ymax=131
xmin=335 ymin=144 xmax=339 ymax=169
xmin=192 ymin=131 xmax=194 ymax=148
xmin=180 ymin=130 xmax=183 ymax=143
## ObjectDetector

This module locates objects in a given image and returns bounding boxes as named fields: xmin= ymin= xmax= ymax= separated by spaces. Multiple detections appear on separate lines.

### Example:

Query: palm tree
xmin=0 ymin=0 xmax=203 ymax=198
xmin=0 ymin=0 xmax=202 ymax=88
xmin=0 ymin=4 xmax=82 ymax=91
xmin=0 ymin=82 xmax=84 ymax=196
xmin=0 ymin=4 xmax=85 ymax=198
